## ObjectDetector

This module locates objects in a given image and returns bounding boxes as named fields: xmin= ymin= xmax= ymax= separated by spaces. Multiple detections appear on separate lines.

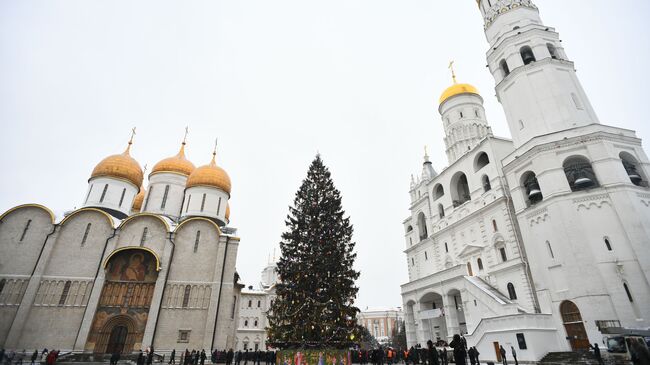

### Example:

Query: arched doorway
xmin=106 ymin=325 xmax=128 ymax=354
xmin=86 ymin=248 xmax=160 ymax=354
xmin=560 ymin=301 xmax=589 ymax=350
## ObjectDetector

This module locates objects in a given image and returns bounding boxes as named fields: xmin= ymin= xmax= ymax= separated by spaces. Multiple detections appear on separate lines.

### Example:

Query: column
xmin=141 ymin=239 xmax=174 ymax=348
xmin=442 ymin=295 xmax=459 ymax=340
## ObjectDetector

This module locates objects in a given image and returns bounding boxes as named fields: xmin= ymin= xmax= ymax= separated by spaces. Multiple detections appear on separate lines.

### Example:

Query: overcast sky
xmin=2 ymin=0 xmax=649 ymax=310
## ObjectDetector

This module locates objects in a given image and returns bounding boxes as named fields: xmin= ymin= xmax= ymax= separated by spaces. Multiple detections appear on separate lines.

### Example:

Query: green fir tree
xmin=267 ymin=155 xmax=360 ymax=349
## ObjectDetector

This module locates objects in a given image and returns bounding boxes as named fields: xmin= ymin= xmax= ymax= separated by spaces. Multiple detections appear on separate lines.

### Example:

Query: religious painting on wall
xmin=85 ymin=248 xmax=160 ymax=354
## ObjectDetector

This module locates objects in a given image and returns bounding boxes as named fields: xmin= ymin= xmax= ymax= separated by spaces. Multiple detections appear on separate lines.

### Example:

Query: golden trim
xmin=59 ymin=207 xmax=115 ymax=228
xmin=175 ymin=217 xmax=222 ymax=235
xmin=103 ymin=246 xmax=161 ymax=272
xmin=88 ymin=175 xmax=140 ymax=189
xmin=149 ymin=171 xmax=191 ymax=178
xmin=0 ymin=204 xmax=55 ymax=224
xmin=118 ymin=213 xmax=171 ymax=232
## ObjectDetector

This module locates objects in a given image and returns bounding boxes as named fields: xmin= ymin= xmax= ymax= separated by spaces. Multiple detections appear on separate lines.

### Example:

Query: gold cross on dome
xmin=448 ymin=60 xmax=457 ymax=84
xmin=183 ymin=126 xmax=189 ymax=144
xmin=128 ymin=127 xmax=137 ymax=145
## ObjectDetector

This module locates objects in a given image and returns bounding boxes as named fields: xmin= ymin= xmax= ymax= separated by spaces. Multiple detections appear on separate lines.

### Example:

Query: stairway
xmin=539 ymin=351 xmax=631 ymax=365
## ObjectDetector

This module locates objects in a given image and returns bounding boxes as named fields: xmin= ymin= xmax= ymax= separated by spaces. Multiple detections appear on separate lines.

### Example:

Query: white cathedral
xmin=0 ymin=136 xmax=243 ymax=355
xmin=401 ymin=0 xmax=650 ymax=362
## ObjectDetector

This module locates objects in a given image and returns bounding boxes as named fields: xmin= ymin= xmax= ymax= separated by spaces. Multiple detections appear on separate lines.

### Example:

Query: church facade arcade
xmin=0 ymin=135 xmax=242 ymax=354
xmin=402 ymin=0 xmax=650 ymax=362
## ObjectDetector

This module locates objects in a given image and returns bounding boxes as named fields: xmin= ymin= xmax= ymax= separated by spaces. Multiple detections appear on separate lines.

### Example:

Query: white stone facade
xmin=0 ymin=145 xmax=243 ymax=355
xmin=402 ymin=0 xmax=650 ymax=362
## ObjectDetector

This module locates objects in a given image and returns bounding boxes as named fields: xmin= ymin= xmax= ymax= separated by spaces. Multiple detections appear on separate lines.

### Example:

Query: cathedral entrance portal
xmin=106 ymin=325 xmax=128 ymax=354
xmin=86 ymin=248 xmax=160 ymax=354
xmin=560 ymin=300 xmax=590 ymax=350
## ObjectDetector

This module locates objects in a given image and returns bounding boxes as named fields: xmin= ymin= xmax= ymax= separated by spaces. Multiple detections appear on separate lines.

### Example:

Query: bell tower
xmin=478 ymin=0 xmax=599 ymax=148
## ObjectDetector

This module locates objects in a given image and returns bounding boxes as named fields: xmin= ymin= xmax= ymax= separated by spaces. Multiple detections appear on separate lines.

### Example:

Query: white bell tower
xmin=478 ymin=0 xmax=599 ymax=148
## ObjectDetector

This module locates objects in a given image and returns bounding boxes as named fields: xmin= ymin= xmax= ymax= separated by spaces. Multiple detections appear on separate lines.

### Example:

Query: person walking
xmin=473 ymin=348 xmax=480 ymax=365
xmin=449 ymin=335 xmax=467 ymax=365
xmin=510 ymin=346 xmax=518 ymax=365
xmin=226 ymin=349 xmax=234 ymax=365
xmin=498 ymin=346 xmax=507 ymax=365
xmin=170 ymin=350 xmax=176 ymax=365
xmin=200 ymin=350 xmax=206 ymax=365
xmin=588 ymin=343 xmax=603 ymax=365
xmin=467 ymin=347 xmax=475 ymax=365
xmin=31 ymin=350 xmax=38 ymax=365
xmin=426 ymin=340 xmax=439 ymax=365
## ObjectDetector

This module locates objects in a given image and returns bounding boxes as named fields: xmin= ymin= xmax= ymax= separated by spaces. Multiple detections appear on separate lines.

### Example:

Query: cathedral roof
xmin=151 ymin=142 xmax=196 ymax=176
xmin=439 ymin=82 xmax=480 ymax=105
xmin=90 ymin=141 xmax=143 ymax=188
xmin=186 ymin=152 xmax=232 ymax=194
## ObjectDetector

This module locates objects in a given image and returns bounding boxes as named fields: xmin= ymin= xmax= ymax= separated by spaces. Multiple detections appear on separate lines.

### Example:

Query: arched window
xmin=424 ymin=251 xmax=428 ymax=261
xmin=244 ymin=320 xmax=249 ymax=327
xmin=194 ymin=231 xmax=201 ymax=253
xmin=254 ymin=319 xmax=258 ymax=327
xmin=451 ymin=172 xmax=471 ymax=207
xmin=140 ymin=227 xmax=148 ymax=246
xmin=492 ymin=219 xmax=498 ymax=232
xmin=475 ymin=152 xmax=490 ymax=171
xmin=258 ymin=300 xmax=261 ymax=308
xmin=482 ymin=175 xmax=492 ymax=192
xmin=563 ymin=156 xmax=599 ymax=191
xmin=520 ymin=46 xmax=536 ymax=65
xmin=500 ymin=59 xmax=510 ymax=76
xmin=547 ymin=43 xmax=559 ymax=59
xmin=100 ymin=184 xmax=109 ymax=203
xmin=406 ymin=225 xmax=413 ymax=233
xmin=119 ymin=188 xmax=126 ymax=207
xmin=144 ymin=186 xmax=153 ymax=210
xmin=438 ymin=204 xmax=445 ymax=219
xmin=85 ymin=184 xmax=94 ymax=204
xmin=623 ymin=283 xmax=634 ymax=302
xmin=81 ymin=223 xmax=92 ymax=246
xmin=182 ymin=286 xmax=191 ymax=308
xmin=19 ymin=219 xmax=32 ymax=242
xmin=248 ymin=300 xmax=252 ymax=307
xmin=507 ymin=283 xmax=517 ymax=300
xmin=444 ymin=242 xmax=449 ymax=253
xmin=185 ymin=194 xmax=191 ymax=213
xmin=546 ymin=241 xmax=555 ymax=259
xmin=477 ymin=258 xmax=483 ymax=271
xmin=467 ymin=262 xmax=474 ymax=276
xmin=521 ymin=171 xmax=543 ymax=206
xmin=417 ymin=212 xmax=428 ymax=241
xmin=200 ymin=193 xmax=207 ymax=212
xmin=161 ymin=185 xmax=170 ymax=209
xmin=604 ymin=237 xmax=612 ymax=251
xmin=58 ymin=281 xmax=72 ymax=306
xmin=620 ymin=152 xmax=645 ymax=186
xmin=434 ymin=184 xmax=445 ymax=200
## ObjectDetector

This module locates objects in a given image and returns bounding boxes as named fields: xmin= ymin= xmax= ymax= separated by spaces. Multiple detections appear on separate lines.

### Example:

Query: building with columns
xmin=357 ymin=307 xmax=404 ymax=345
xmin=0 ymin=135 xmax=243 ymax=355
xmin=402 ymin=0 xmax=650 ymax=362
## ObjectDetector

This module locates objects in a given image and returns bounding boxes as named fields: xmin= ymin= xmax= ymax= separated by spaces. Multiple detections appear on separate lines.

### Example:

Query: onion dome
xmin=439 ymin=83 xmax=480 ymax=105
xmin=132 ymin=186 xmax=145 ymax=211
xmin=225 ymin=203 xmax=230 ymax=220
xmin=151 ymin=142 xmax=195 ymax=176
xmin=186 ymin=152 xmax=232 ymax=194
xmin=90 ymin=141 xmax=143 ymax=187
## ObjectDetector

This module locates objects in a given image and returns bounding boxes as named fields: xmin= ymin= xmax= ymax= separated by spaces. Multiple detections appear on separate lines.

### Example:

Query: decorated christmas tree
xmin=267 ymin=155 xmax=360 ymax=349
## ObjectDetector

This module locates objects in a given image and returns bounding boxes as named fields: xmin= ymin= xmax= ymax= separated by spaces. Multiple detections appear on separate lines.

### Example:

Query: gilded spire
xmin=210 ymin=138 xmax=218 ymax=165
xmin=125 ymin=127 xmax=136 ymax=154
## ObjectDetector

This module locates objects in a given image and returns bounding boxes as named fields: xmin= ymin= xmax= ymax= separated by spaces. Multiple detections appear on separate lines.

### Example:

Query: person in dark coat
xmin=589 ymin=343 xmax=603 ymax=365
xmin=467 ymin=347 xmax=475 ymax=365
xmin=170 ymin=350 xmax=176 ymax=365
xmin=499 ymin=346 xmax=507 ymax=365
xmin=147 ymin=347 xmax=154 ymax=365
xmin=510 ymin=346 xmax=518 ymax=365
xmin=449 ymin=335 xmax=467 ymax=365
xmin=426 ymin=340 xmax=439 ymax=365
xmin=472 ymin=348 xmax=480 ymax=365
xmin=31 ymin=350 xmax=39 ymax=365
xmin=200 ymin=350 xmax=206 ymax=365
xmin=440 ymin=348 xmax=447 ymax=365
xmin=226 ymin=349 xmax=234 ymax=365
xmin=137 ymin=351 xmax=145 ymax=365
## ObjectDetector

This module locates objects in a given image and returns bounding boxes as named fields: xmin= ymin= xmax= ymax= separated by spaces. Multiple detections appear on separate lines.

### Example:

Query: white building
xmin=401 ymin=0 xmax=650 ymax=362
xmin=357 ymin=307 xmax=404 ymax=345
xmin=235 ymin=260 xmax=278 ymax=351
xmin=0 ymin=135 xmax=242 ymax=354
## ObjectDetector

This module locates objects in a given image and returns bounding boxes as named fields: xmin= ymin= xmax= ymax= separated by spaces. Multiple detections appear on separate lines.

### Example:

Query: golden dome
xmin=90 ymin=143 xmax=143 ymax=187
xmin=186 ymin=153 xmax=232 ymax=194
xmin=151 ymin=142 xmax=195 ymax=176
xmin=132 ymin=186 xmax=145 ymax=211
xmin=439 ymin=82 xmax=480 ymax=105
xmin=225 ymin=203 xmax=230 ymax=220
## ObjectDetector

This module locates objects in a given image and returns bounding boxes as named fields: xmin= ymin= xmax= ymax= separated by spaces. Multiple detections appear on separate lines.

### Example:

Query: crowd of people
xmin=0 ymin=349 xmax=60 ymax=365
